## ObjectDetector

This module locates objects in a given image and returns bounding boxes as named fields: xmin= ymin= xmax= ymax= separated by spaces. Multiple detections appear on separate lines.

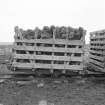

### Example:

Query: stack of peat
xmin=89 ymin=29 xmax=105 ymax=73
xmin=11 ymin=26 xmax=86 ymax=75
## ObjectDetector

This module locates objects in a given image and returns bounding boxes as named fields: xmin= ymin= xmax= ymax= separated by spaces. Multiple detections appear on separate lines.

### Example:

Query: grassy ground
xmin=0 ymin=77 xmax=105 ymax=105
xmin=1 ymin=44 xmax=105 ymax=105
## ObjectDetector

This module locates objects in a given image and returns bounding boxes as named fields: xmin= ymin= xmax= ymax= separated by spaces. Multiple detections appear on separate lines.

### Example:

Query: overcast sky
xmin=0 ymin=0 xmax=105 ymax=43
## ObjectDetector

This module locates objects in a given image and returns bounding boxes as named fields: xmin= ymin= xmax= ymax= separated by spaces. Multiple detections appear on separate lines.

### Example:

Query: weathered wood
xmin=12 ymin=26 xmax=85 ymax=73
xmin=89 ymin=29 xmax=105 ymax=72
xmin=14 ymin=45 xmax=83 ymax=53
xmin=15 ymin=39 xmax=84 ymax=45
xmin=90 ymin=46 xmax=105 ymax=49
xmin=89 ymin=62 xmax=105 ymax=72
xmin=90 ymin=40 xmax=105 ymax=44
xmin=12 ymin=62 xmax=83 ymax=70
xmin=89 ymin=58 xmax=105 ymax=67
xmin=89 ymin=50 xmax=104 ymax=55
xmin=89 ymin=54 xmax=105 ymax=61
xmin=14 ymin=54 xmax=83 ymax=62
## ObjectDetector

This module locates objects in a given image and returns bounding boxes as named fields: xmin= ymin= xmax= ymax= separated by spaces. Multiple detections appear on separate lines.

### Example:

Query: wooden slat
xmin=34 ymin=64 xmax=83 ymax=70
xmin=13 ymin=54 xmax=30 ymax=59
xmin=35 ymin=46 xmax=53 ymax=52
xmin=12 ymin=62 xmax=33 ymax=69
xmin=34 ymin=63 xmax=52 ymax=69
xmin=70 ymin=56 xmax=83 ymax=61
xmin=89 ymin=54 xmax=105 ymax=61
xmin=90 ymin=45 xmax=105 ymax=49
xmin=12 ymin=62 xmax=83 ymax=70
xmin=90 ymin=35 xmax=105 ymax=39
xmin=51 ymin=64 xmax=65 ymax=69
xmin=13 ymin=54 xmax=83 ymax=61
xmin=90 ymin=40 xmax=105 ymax=44
xmin=13 ymin=45 xmax=83 ymax=53
xmin=90 ymin=29 xmax=105 ymax=34
xmin=89 ymin=58 xmax=105 ymax=68
xmin=89 ymin=50 xmax=104 ymax=55
xmin=15 ymin=39 xmax=84 ymax=45
xmin=65 ymin=65 xmax=83 ymax=70
xmin=89 ymin=62 xmax=105 ymax=72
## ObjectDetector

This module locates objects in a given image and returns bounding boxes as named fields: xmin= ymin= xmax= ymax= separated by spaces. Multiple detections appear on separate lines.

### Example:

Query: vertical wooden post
xmin=14 ymin=26 xmax=19 ymax=40
xmin=35 ymin=27 xmax=39 ymax=39
xmin=53 ymin=29 xmax=56 ymax=40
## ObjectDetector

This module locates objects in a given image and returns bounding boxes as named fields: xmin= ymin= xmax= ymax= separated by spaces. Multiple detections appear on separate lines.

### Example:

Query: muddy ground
xmin=0 ymin=45 xmax=105 ymax=105
xmin=0 ymin=76 xmax=105 ymax=105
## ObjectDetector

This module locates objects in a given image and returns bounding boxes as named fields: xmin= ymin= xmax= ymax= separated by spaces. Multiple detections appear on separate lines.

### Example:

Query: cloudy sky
xmin=0 ymin=0 xmax=105 ymax=43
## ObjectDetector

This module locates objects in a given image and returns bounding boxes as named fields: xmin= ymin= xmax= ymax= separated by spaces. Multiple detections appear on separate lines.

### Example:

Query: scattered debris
xmin=50 ymin=103 xmax=55 ymax=105
xmin=0 ymin=64 xmax=12 ymax=74
xmin=63 ymin=80 xmax=69 ymax=83
xmin=38 ymin=100 xmax=47 ymax=105
xmin=37 ymin=82 xmax=44 ymax=88
xmin=31 ymin=79 xmax=38 ymax=83
xmin=76 ymin=79 xmax=86 ymax=85
xmin=16 ymin=81 xmax=32 ymax=85
xmin=53 ymin=80 xmax=61 ymax=84
xmin=0 ymin=79 xmax=5 ymax=83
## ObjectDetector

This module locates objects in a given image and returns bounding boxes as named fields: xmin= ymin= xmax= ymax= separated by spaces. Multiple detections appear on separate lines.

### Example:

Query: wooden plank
xmin=54 ymin=39 xmax=83 ymax=45
xmin=14 ymin=45 xmax=83 ymax=53
xmin=90 ymin=35 xmax=105 ymax=39
xmin=89 ymin=54 xmax=105 ymax=61
xmin=14 ymin=54 xmax=83 ymax=61
xmin=89 ymin=62 xmax=105 ymax=72
xmin=70 ymin=56 xmax=83 ymax=61
xmin=13 ymin=45 xmax=34 ymax=51
xmin=15 ymin=39 xmax=84 ymax=45
xmin=90 ymin=45 xmax=105 ymax=49
xmin=35 ymin=64 xmax=83 ymax=70
xmin=13 ymin=54 xmax=31 ymax=59
xmin=12 ymin=62 xmax=83 ymax=70
xmin=89 ymin=50 xmax=104 ymax=55
xmin=34 ymin=63 xmax=52 ymax=69
xmin=12 ymin=62 xmax=33 ymax=69
xmin=90 ymin=40 xmax=105 ymax=44
xmin=65 ymin=65 xmax=83 ymax=70
xmin=51 ymin=64 xmax=65 ymax=69
xmin=53 ymin=47 xmax=83 ymax=53
xmin=90 ymin=29 xmax=105 ymax=34
xmin=14 ymin=54 xmax=53 ymax=60
xmin=52 ymin=56 xmax=68 ymax=61
xmin=89 ymin=58 xmax=105 ymax=68
xmin=36 ymin=46 xmax=53 ymax=52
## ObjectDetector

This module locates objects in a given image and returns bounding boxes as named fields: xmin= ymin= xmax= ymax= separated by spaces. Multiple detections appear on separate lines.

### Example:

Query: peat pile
xmin=14 ymin=26 xmax=86 ymax=40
